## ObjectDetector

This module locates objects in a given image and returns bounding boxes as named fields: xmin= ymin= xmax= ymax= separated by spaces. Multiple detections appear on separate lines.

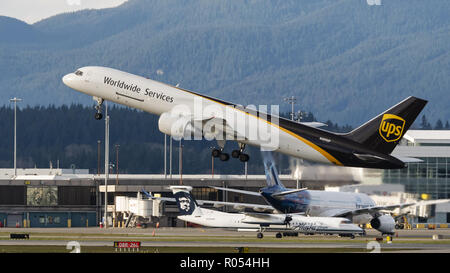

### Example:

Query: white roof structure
xmin=403 ymin=130 xmax=450 ymax=144
xmin=393 ymin=130 xmax=450 ymax=158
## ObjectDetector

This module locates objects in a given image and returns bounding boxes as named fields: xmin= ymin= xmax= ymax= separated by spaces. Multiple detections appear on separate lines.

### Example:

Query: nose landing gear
xmin=95 ymin=112 xmax=103 ymax=120
xmin=93 ymin=97 xmax=104 ymax=120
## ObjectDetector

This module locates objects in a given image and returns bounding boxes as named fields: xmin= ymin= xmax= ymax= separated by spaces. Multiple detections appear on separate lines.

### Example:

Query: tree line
xmin=0 ymin=105 xmax=448 ymax=174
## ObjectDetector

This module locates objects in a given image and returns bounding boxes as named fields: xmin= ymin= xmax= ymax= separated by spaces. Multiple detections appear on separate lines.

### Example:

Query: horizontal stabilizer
xmin=300 ymin=122 xmax=328 ymax=128
xmin=394 ymin=156 xmax=423 ymax=163
xmin=271 ymin=188 xmax=308 ymax=198
xmin=209 ymin=186 xmax=261 ymax=196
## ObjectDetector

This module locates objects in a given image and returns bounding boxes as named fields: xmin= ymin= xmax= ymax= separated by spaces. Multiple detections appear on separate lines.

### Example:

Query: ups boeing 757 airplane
xmin=62 ymin=66 xmax=427 ymax=168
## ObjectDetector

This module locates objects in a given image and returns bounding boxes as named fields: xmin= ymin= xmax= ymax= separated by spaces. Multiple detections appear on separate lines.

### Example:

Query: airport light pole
xmin=97 ymin=140 xmax=101 ymax=175
xmin=164 ymin=134 xmax=167 ymax=179
xmin=294 ymin=167 xmax=301 ymax=189
xmin=104 ymin=102 xmax=109 ymax=228
xmin=170 ymin=136 xmax=173 ymax=179
xmin=115 ymin=144 xmax=119 ymax=185
xmin=10 ymin=97 xmax=22 ymax=178
xmin=115 ymin=144 xmax=119 ymax=229
xmin=209 ymin=146 xmax=215 ymax=178
xmin=179 ymin=140 xmax=183 ymax=185
xmin=211 ymin=149 xmax=214 ymax=178
xmin=244 ymin=161 xmax=248 ymax=179
xmin=283 ymin=96 xmax=297 ymax=121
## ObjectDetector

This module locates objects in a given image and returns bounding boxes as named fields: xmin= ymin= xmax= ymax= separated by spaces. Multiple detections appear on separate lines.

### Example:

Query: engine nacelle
xmin=370 ymin=214 xmax=395 ymax=234
xmin=158 ymin=112 xmax=200 ymax=140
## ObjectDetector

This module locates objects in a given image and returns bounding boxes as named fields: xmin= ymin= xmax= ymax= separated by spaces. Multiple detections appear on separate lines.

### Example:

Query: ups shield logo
xmin=379 ymin=114 xmax=405 ymax=142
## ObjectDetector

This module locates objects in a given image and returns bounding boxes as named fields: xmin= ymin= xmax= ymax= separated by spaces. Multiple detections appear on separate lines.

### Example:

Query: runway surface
xmin=1 ymin=227 xmax=449 ymax=253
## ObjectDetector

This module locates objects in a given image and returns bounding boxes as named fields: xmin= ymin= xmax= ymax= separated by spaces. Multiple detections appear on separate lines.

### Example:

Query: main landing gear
xmin=94 ymin=97 xmax=104 ymax=120
xmin=231 ymin=148 xmax=250 ymax=163
xmin=212 ymin=143 xmax=250 ymax=162
xmin=212 ymin=148 xmax=230 ymax=161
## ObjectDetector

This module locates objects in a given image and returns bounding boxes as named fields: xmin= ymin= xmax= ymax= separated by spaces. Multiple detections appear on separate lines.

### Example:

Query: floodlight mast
xmin=104 ymin=102 xmax=109 ymax=228
xmin=10 ymin=97 xmax=22 ymax=178
xmin=283 ymin=96 xmax=297 ymax=121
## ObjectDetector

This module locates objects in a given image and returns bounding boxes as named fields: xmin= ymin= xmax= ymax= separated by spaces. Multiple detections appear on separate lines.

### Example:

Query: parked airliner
xmin=170 ymin=185 xmax=364 ymax=239
xmin=63 ymin=66 xmax=426 ymax=168
xmin=212 ymin=151 xmax=450 ymax=235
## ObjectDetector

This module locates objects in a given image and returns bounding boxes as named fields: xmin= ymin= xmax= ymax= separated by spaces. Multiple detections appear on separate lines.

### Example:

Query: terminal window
xmin=27 ymin=186 xmax=58 ymax=206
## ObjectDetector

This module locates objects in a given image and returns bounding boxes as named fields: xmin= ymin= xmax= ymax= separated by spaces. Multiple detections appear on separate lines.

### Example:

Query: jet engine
xmin=158 ymin=112 xmax=200 ymax=140
xmin=370 ymin=214 xmax=395 ymax=235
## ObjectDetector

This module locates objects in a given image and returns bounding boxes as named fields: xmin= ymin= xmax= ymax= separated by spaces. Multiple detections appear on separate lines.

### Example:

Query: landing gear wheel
xmin=93 ymin=97 xmax=104 ymax=120
xmin=220 ymin=153 xmax=230 ymax=161
xmin=231 ymin=150 xmax=240 ymax=158
xmin=276 ymin=232 xmax=282 ymax=239
xmin=239 ymin=153 xmax=249 ymax=162
xmin=212 ymin=149 xmax=221 ymax=158
xmin=95 ymin=112 xmax=103 ymax=120
xmin=257 ymin=232 xmax=264 ymax=239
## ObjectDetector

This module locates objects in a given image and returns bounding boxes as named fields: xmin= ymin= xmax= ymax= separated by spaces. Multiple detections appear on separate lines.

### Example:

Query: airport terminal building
xmin=356 ymin=130 xmax=450 ymax=223
xmin=0 ymin=129 xmax=449 ymax=228
xmin=0 ymin=170 xmax=356 ymax=228
xmin=0 ymin=168 xmax=98 ymax=228
xmin=387 ymin=130 xmax=450 ymax=199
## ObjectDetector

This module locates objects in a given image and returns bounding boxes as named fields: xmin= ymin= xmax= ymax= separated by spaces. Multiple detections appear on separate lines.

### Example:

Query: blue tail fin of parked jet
xmin=261 ymin=151 xmax=286 ymax=189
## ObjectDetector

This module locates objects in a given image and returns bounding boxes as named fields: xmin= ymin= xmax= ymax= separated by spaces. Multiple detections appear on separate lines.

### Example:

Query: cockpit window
xmin=74 ymin=70 xmax=83 ymax=76
xmin=340 ymin=220 xmax=352 ymax=224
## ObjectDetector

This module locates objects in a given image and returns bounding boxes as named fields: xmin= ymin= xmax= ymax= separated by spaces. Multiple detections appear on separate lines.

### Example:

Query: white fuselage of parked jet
xmin=179 ymin=206 xmax=363 ymax=235
xmin=62 ymin=66 xmax=341 ymax=165
xmin=307 ymin=190 xmax=376 ymax=224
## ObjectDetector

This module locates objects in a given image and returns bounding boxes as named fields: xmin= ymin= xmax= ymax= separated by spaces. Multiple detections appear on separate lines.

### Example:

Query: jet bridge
xmin=114 ymin=192 xmax=164 ymax=227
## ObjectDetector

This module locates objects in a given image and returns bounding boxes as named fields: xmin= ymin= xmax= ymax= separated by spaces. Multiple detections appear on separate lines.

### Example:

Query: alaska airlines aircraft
xmin=63 ymin=66 xmax=426 ymax=168
xmin=212 ymin=151 xmax=450 ymax=235
xmin=170 ymin=185 xmax=364 ymax=239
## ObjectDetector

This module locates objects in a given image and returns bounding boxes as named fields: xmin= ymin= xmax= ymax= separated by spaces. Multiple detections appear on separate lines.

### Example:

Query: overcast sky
xmin=0 ymin=0 xmax=128 ymax=24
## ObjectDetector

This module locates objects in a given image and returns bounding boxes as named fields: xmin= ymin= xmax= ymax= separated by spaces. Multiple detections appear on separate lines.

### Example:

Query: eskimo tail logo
xmin=174 ymin=192 xmax=195 ymax=215
xmin=379 ymin=114 xmax=405 ymax=142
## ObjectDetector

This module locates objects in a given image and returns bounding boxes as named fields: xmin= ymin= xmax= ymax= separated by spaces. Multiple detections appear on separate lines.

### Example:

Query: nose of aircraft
xmin=62 ymin=73 xmax=75 ymax=87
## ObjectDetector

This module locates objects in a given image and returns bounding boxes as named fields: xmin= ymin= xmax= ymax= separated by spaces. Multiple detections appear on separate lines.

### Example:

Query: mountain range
xmin=0 ymin=0 xmax=449 ymax=126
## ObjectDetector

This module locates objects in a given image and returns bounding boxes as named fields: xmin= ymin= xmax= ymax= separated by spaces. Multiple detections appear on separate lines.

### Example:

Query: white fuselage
xmin=179 ymin=207 xmax=363 ymax=234
xmin=62 ymin=66 xmax=338 ymax=165
xmin=307 ymin=191 xmax=376 ymax=224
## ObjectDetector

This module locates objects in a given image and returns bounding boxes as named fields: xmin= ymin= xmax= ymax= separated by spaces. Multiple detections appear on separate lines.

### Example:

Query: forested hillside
xmin=0 ymin=0 xmax=449 ymax=126
xmin=0 ymin=105 xmax=282 ymax=174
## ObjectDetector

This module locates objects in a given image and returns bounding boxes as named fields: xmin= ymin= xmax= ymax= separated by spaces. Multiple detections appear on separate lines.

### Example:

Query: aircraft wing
xmin=271 ymin=188 xmax=308 ymax=198
xmin=329 ymin=199 xmax=450 ymax=218
xmin=211 ymin=186 xmax=308 ymax=200
xmin=209 ymin=186 xmax=262 ymax=196
xmin=192 ymin=116 xmax=247 ymax=140
xmin=197 ymin=200 xmax=276 ymax=213
xmin=241 ymin=212 xmax=286 ymax=225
